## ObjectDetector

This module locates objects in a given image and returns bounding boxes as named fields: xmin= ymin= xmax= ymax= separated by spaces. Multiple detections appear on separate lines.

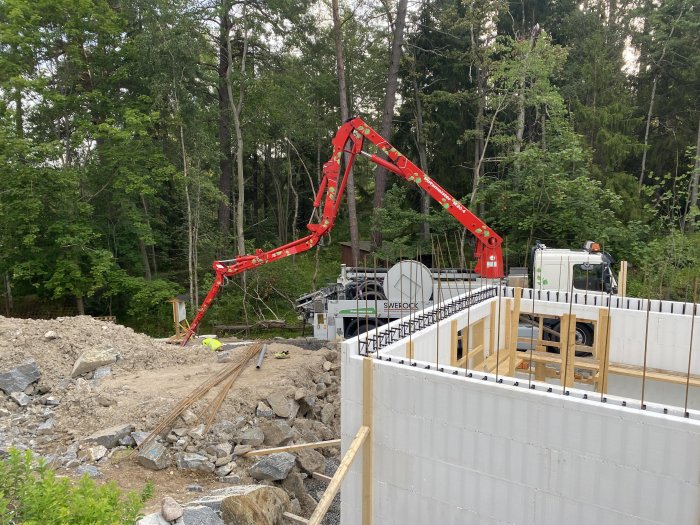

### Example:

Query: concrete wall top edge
xmin=351 ymin=354 xmax=700 ymax=426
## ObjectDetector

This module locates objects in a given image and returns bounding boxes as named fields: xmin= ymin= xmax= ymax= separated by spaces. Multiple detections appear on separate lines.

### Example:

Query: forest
xmin=0 ymin=0 xmax=698 ymax=335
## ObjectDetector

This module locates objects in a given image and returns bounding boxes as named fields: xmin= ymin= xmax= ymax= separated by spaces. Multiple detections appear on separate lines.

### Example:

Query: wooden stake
xmin=596 ymin=309 xmax=610 ymax=393
xmin=362 ymin=357 xmax=373 ymax=525
xmin=308 ymin=426 xmax=370 ymax=525
xmin=243 ymin=439 xmax=341 ymax=457
xmin=619 ymin=261 xmax=628 ymax=298
xmin=284 ymin=512 xmax=310 ymax=524
xmin=488 ymin=300 xmax=496 ymax=365
xmin=312 ymin=471 xmax=333 ymax=483
xmin=508 ymin=288 xmax=522 ymax=376
xmin=560 ymin=314 xmax=576 ymax=387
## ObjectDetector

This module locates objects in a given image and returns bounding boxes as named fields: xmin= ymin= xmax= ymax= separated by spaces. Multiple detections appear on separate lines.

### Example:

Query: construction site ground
xmin=0 ymin=315 xmax=342 ymax=522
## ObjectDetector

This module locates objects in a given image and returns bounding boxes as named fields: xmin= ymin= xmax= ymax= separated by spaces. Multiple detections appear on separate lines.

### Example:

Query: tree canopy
xmin=1 ymin=0 xmax=698 ymax=333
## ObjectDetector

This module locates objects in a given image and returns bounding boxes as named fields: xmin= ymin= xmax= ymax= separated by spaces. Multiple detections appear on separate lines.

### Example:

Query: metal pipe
xmin=255 ymin=344 xmax=268 ymax=369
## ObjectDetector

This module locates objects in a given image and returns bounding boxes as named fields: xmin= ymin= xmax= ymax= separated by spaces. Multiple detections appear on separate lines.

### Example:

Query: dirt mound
xmin=0 ymin=315 xmax=211 ymax=389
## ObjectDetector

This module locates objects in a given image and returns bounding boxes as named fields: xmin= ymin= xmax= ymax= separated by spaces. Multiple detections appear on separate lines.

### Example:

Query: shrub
xmin=0 ymin=449 xmax=153 ymax=524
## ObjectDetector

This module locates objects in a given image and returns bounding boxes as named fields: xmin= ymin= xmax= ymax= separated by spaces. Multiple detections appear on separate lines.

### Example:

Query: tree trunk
xmin=76 ymin=296 xmax=85 ymax=315
xmin=4 ymin=272 xmax=12 ymax=315
xmin=332 ymin=0 xmax=360 ymax=264
xmin=638 ymin=8 xmax=684 ymax=188
xmin=174 ymin=80 xmax=197 ymax=312
xmin=639 ymin=75 xmax=657 ymax=188
xmin=514 ymin=25 xmax=540 ymax=156
xmin=411 ymin=59 xmax=430 ymax=240
xmin=225 ymin=8 xmax=249 ymax=263
xmin=472 ymin=69 xmax=485 ymax=207
xmin=252 ymin=149 xmax=259 ymax=238
xmin=217 ymin=10 xmax=233 ymax=245
xmin=689 ymin=115 xmax=700 ymax=233
xmin=140 ymin=194 xmax=157 ymax=276
xmin=288 ymin=144 xmax=299 ymax=240
xmin=372 ymin=0 xmax=409 ymax=248
xmin=138 ymin=238 xmax=152 ymax=280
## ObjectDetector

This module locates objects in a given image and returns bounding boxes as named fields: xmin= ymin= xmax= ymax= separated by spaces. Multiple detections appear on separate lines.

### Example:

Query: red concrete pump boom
xmin=181 ymin=117 xmax=503 ymax=345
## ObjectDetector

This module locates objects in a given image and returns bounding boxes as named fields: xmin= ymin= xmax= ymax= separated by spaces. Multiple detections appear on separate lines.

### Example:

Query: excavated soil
xmin=0 ymin=315 xmax=212 ymax=388
xmin=0 ymin=315 xmax=341 ymax=520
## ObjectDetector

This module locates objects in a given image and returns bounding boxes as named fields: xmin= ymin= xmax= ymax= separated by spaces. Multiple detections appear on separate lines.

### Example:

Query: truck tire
xmin=544 ymin=321 xmax=594 ymax=357
xmin=344 ymin=318 xmax=379 ymax=339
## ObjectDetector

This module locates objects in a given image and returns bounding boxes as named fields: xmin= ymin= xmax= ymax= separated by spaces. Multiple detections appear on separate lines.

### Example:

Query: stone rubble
xmin=0 ymin=324 xmax=342 ymax=523
xmin=0 ymin=360 xmax=41 ymax=395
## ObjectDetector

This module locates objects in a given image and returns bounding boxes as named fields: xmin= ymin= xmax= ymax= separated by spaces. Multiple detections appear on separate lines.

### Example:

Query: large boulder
xmin=249 ymin=452 xmax=295 ymax=481
xmin=266 ymin=392 xmax=292 ymax=418
xmin=189 ymin=487 xmax=257 ymax=512
xmin=84 ymin=423 xmax=134 ymax=449
xmin=260 ymin=420 xmax=294 ymax=447
xmin=0 ymin=360 xmax=41 ymax=394
xmin=235 ymin=428 xmax=264 ymax=446
xmin=176 ymin=452 xmax=214 ymax=473
xmin=71 ymin=348 xmax=118 ymax=378
xmin=282 ymin=471 xmax=318 ymax=516
xmin=320 ymin=403 xmax=335 ymax=425
xmin=137 ymin=442 xmax=169 ymax=471
xmin=136 ymin=513 xmax=169 ymax=525
xmin=296 ymin=448 xmax=325 ymax=474
xmin=182 ymin=505 xmax=224 ymax=525
xmin=161 ymin=496 xmax=183 ymax=521
xmin=220 ymin=485 xmax=290 ymax=525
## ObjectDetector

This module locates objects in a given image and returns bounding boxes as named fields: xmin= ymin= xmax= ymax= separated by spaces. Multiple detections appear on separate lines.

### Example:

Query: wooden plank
xmin=597 ymin=309 xmax=610 ymax=393
xmin=362 ymin=357 xmax=373 ymax=525
xmin=488 ymin=301 xmax=496 ymax=366
xmin=608 ymin=363 xmax=700 ymax=387
xmin=308 ymin=426 xmax=370 ymax=525
xmin=450 ymin=320 xmax=459 ymax=366
xmin=467 ymin=344 xmax=484 ymax=360
xmin=619 ymin=261 xmax=628 ymax=298
xmin=483 ymin=351 xmax=510 ymax=373
xmin=312 ymin=471 xmax=332 ymax=483
xmin=559 ymin=315 xmax=570 ymax=387
xmin=244 ymin=439 xmax=341 ymax=457
xmin=503 ymin=300 xmax=512 ymax=368
xmin=509 ymin=288 xmax=522 ymax=376
xmin=284 ymin=512 xmax=310 ymax=524
xmin=474 ymin=319 xmax=484 ymax=364
xmin=565 ymin=314 xmax=576 ymax=387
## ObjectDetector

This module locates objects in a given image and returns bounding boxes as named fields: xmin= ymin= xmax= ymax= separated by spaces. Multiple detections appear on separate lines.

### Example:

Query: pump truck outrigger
xmin=180 ymin=117 xmax=504 ymax=346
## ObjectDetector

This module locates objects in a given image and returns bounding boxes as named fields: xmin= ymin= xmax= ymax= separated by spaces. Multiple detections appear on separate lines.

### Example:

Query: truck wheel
xmin=544 ymin=321 xmax=594 ymax=357
xmin=345 ymin=319 xmax=378 ymax=339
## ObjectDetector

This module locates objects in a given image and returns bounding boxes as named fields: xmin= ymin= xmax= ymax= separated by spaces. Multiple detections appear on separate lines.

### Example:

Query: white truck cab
xmin=531 ymin=241 xmax=617 ymax=295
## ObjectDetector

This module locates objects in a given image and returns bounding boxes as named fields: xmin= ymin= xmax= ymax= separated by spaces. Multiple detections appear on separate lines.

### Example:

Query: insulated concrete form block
xmin=340 ymin=347 xmax=700 ymax=525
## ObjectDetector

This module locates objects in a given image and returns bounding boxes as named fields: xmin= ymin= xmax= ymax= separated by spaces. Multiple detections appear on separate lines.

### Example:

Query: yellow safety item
xmin=202 ymin=338 xmax=222 ymax=351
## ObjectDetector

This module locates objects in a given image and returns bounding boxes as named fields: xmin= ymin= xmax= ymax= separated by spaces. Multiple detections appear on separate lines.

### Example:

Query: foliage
xmin=0 ymin=0 xmax=698 ymax=330
xmin=0 ymin=449 xmax=153 ymax=524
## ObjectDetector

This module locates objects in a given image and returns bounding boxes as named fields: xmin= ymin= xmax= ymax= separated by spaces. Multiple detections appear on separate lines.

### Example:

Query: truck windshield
xmin=572 ymin=263 xmax=604 ymax=291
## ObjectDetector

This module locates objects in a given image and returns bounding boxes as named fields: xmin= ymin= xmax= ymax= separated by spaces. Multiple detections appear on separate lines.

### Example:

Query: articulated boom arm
xmin=181 ymin=117 xmax=503 ymax=345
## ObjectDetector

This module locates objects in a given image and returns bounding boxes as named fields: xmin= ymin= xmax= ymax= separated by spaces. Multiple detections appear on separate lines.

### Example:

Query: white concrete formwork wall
xmin=380 ymin=298 xmax=494 ymax=364
xmin=339 ymin=347 xmax=700 ymax=525
xmin=513 ymin=289 xmax=700 ymax=375
xmin=377 ymin=287 xmax=700 ymax=375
